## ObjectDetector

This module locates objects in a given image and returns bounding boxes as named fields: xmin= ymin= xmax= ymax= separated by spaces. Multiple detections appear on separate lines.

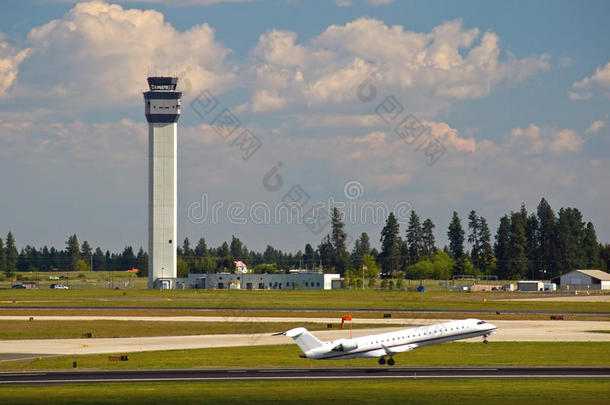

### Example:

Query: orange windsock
xmin=340 ymin=314 xmax=352 ymax=328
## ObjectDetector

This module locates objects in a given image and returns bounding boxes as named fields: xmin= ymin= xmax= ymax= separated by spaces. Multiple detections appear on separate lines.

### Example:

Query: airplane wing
xmin=381 ymin=343 xmax=418 ymax=356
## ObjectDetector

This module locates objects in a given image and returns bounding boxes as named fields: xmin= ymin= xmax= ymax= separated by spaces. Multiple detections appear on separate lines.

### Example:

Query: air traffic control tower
xmin=144 ymin=77 xmax=181 ymax=289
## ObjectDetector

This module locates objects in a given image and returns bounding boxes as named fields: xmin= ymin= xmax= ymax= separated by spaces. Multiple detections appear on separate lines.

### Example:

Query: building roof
xmin=570 ymin=269 xmax=610 ymax=281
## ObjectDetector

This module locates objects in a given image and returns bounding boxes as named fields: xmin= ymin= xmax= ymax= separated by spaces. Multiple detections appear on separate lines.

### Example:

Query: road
xmin=1 ymin=367 xmax=609 ymax=385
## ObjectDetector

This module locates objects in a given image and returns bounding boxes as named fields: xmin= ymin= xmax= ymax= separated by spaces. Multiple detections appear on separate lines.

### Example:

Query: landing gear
xmin=483 ymin=335 xmax=489 ymax=344
xmin=387 ymin=358 xmax=395 ymax=366
xmin=378 ymin=357 xmax=386 ymax=365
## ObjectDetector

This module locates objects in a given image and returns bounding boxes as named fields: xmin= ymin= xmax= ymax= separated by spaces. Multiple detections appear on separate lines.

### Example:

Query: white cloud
xmin=425 ymin=121 xmax=476 ymax=152
xmin=251 ymin=89 xmax=286 ymax=112
xmin=11 ymin=1 xmax=236 ymax=109
xmin=366 ymin=0 xmax=394 ymax=5
xmin=0 ymin=35 xmax=29 ymax=97
xmin=43 ymin=0 xmax=257 ymax=5
xmin=250 ymin=18 xmax=549 ymax=114
xmin=509 ymin=123 xmax=583 ymax=154
xmin=586 ymin=120 xmax=606 ymax=135
xmin=335 ymin=0 xmax=353 ymax=6
xmin=569 ymin=62 xmax=610 ymax=99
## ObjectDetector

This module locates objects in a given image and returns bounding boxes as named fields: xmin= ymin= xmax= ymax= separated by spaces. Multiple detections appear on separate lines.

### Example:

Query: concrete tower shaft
xmin=144 ymin=77 xmax=181 ymax=289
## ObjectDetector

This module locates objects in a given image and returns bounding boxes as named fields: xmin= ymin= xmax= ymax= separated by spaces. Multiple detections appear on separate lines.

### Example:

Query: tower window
xmin=168 ymin=240 xmax=172 ymax=244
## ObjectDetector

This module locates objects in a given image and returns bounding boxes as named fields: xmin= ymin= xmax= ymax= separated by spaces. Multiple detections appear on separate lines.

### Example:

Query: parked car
xmin=50 ymin=284 xmax=69 ymax=289
xmin=11 ymin=284 xmax=26 ymax=289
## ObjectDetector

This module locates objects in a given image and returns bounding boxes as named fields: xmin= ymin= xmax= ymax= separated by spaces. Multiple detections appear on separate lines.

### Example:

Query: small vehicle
xmin=50 ymin=284 xmax=69 ymax=289
xmin=11 ymin=284 xmax=27 ymax=289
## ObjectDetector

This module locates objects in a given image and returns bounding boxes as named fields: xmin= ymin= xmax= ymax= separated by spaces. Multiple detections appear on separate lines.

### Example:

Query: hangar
xmin=560 ymin=269 xmax=610 ymax=291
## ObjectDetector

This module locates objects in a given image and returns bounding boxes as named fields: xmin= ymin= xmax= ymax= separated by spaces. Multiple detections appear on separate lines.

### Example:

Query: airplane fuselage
xmin=303 ymin=318 xmax=497 ymax=360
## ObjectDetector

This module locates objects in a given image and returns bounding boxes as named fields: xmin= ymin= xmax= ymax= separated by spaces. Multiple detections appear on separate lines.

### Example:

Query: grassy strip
xmin=0 ymin=320 xmax=396 ymax=340
xmin=2 ymin=289 xmax=610 ymax=312
xmin=2 ymin=342 xmax=609 ymax=370
xmin=1 ymin=308 xmax=607 ymax=321
xmin=0 ymin=380 xmax=609 ymax=405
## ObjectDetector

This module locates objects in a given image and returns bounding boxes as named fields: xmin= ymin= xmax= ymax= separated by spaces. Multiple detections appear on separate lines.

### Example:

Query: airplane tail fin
xmin=282 ymin=327 xmax=324 ymax=353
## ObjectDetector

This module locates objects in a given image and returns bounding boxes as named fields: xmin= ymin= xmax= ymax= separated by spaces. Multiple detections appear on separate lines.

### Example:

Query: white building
xmin=517 ymin=281 xmax=544 ymax=292
xmin=560 ymin=269 xmax=610 ymax=291
xmin=176 ymin=272 xmax=341 ymax=290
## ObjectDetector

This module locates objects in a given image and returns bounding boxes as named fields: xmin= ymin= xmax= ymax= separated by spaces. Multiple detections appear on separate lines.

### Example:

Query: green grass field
xmin=2 ymin=289 xmax=609 ymax=313
xmin=2 ymin=342 xmax=609 ymax=370
xmin=0 ymin=380 xmax=608 ymax=405
xmin=0 ymin=320 xmax=397 ymax=339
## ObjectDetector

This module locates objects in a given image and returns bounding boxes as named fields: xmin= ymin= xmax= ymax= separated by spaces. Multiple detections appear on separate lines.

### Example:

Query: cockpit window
xmin=477 ymin=321 xmax=486 ymax=325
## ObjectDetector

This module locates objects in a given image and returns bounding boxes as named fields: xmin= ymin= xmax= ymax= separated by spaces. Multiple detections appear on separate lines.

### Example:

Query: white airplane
xmin=277 ymin=318 xmax=497 ymax=365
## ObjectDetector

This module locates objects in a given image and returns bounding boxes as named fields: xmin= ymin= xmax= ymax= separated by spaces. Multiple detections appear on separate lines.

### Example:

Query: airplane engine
xmin=331 ymin=339 xmax=358 ymax=352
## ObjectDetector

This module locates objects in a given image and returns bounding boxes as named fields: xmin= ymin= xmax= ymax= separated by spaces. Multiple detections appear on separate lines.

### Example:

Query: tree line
xmin=1 ymin=197 xmax=608 ymax=281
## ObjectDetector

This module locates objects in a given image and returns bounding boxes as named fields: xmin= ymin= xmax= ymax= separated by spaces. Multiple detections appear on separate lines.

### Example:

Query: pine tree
xmin=582 ymin=222 xmax=599 ymax=268
xmin=65 ymin=234 xmax=80 ymax=271
xmin=317 ymin=235 xmax=334 ymax=271
xmin=524 ymin=213 xmax=539 ymax=279
xmin=537 ymin=198 xmax=557 ymax=277
xmin=379 ymin=212 xmax=400 ymax=276
xmin=556 ymin=207 xmax=586 ymax=274
xmin=421 ymin=219 xmax=436 ymax=257
xmin=406 ymin=210 xmax=423 ymax=264
xmin=351 ymin=232 xmax=371 ymax=270
xmin=447 ymin=211 xmax=465 ymax=259
xmin=358 ymin=232 xmax=371 ymax=255
xmin=121 ymin=246 xmax=137 ymax=269
xmin=218 ymin=242 xmax=229 ymax=263
xmin=494 ymin=215 xmax=511 ymax=279
xmin=304 ymin=244 xmax=315 ymax=270
xmin=478 ymin=217 xmax=494 ymax=274
xmin=599 ymin=243 xmax=610 ymax=272
xmin=330 ymin=207 xmax=349 ymax=275
xmin=230 ymin=236 xmax=244 ymax=259
xmin=182 ymin=238 xmax=194 ymax=260
xmin=81 ymin=241 xmax=92 ymax=270
xmin=195 ymin=238 xmax=208 ymax=259
xmin=5 ymin=232 xmax=18 ymax=274
xmin=0 ymin=237 xmax=6 ymax=274
xmin=136 ymin=247 xmax=148 ymax=276
xmin=508 ymin=211 xmax=528 ymax=279
xmin=93 ymin=247 xmax=106 ymax=271
xmin=467 ymin=210 xmax=480 ymax=270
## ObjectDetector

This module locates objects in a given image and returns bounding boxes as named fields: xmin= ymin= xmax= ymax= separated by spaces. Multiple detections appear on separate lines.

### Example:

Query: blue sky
xmin=0 ymin=0 xmax=608 ymax=253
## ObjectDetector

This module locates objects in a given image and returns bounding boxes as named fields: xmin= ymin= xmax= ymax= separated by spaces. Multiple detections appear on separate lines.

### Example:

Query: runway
xmin=1 ymin=319 xmax=609 ymax=356
xmin=1 ymin=367 xmax=609 ymax=385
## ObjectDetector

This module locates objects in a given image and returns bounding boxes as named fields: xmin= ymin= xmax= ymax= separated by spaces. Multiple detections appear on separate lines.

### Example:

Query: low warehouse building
xmin=176 ymin=272 xmax=341 ymax=290
xmin=560 ymin=269 xmax=610 ymax=291
xmin=517 ymin=281 xmax=544 ymax=292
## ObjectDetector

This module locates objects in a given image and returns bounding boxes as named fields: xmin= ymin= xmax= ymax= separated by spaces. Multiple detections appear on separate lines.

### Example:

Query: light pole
xmin=160 ymin=267 xmax=165 ymax=290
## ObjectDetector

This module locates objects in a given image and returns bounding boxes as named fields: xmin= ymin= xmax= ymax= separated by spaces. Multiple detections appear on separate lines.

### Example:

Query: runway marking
xmin=0 ymin=355 xmax=49 ymax=363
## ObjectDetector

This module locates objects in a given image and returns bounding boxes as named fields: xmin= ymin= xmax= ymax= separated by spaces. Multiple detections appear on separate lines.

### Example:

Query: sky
xmin=0 ymin=0 xmax=608 ymax=254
